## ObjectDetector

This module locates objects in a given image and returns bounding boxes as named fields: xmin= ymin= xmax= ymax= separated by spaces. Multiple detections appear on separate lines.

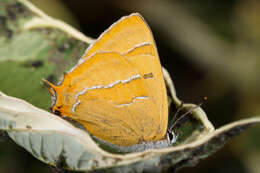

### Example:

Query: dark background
xmin=1 ymin=0 xmax=260 ymax=172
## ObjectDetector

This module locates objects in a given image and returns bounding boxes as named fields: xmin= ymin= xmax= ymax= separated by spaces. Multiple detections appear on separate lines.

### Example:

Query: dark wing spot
xmin=54 ymin=110 xmax=62 ymax=116
xmin=57 ymin=105 xmax=63 ymax=109
xmin=143 ymin=72 xmax=153 ymax=79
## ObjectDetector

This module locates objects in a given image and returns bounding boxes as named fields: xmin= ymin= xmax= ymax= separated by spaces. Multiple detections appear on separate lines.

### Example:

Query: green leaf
xmin=0 ymin=0 xmax=88 ymax=109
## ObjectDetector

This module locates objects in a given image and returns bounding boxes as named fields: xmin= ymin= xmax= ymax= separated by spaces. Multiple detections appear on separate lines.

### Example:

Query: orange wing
xmin=46 ymin=13 xmax=168 ymax=146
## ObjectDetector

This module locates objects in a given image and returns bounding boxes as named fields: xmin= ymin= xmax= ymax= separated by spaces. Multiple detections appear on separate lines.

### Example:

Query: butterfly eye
xmin=167 ymin=130 xmax=178 ymax=145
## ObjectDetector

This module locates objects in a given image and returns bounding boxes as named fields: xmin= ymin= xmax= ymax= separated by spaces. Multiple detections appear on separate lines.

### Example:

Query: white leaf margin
xmin=0 ymin=91 xmax=157 ymax=170
xmin=1 ymin=91 xmax=260 ymax=171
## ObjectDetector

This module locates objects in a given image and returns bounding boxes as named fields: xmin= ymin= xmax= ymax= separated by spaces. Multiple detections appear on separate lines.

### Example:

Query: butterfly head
xmin=166 ymin=129 xmax=178 ymax=145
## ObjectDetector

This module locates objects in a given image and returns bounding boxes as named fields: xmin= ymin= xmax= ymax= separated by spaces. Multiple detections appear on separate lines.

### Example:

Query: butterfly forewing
xmin=48 ymin=13 xmax=168 ymax=146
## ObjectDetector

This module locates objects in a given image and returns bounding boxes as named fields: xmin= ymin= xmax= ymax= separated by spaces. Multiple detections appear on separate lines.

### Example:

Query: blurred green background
xmin=1 ymin=0 xmax=260 ymax=172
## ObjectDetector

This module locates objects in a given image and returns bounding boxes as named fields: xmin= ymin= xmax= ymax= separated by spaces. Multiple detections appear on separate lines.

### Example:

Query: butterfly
xmin=44 ymin=13 xmax=178 ymax=152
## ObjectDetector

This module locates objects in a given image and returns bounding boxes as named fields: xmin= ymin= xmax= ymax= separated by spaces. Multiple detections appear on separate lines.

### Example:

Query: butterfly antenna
xmin=168 ymin=102 xmax=184 ymax=129
xmin=169 ymin=97 xmax=207 ymax=132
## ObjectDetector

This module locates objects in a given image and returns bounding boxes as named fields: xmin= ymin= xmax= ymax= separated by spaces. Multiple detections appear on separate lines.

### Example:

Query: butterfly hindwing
xmin=47 ymin=13 xmax=168 ymax=146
